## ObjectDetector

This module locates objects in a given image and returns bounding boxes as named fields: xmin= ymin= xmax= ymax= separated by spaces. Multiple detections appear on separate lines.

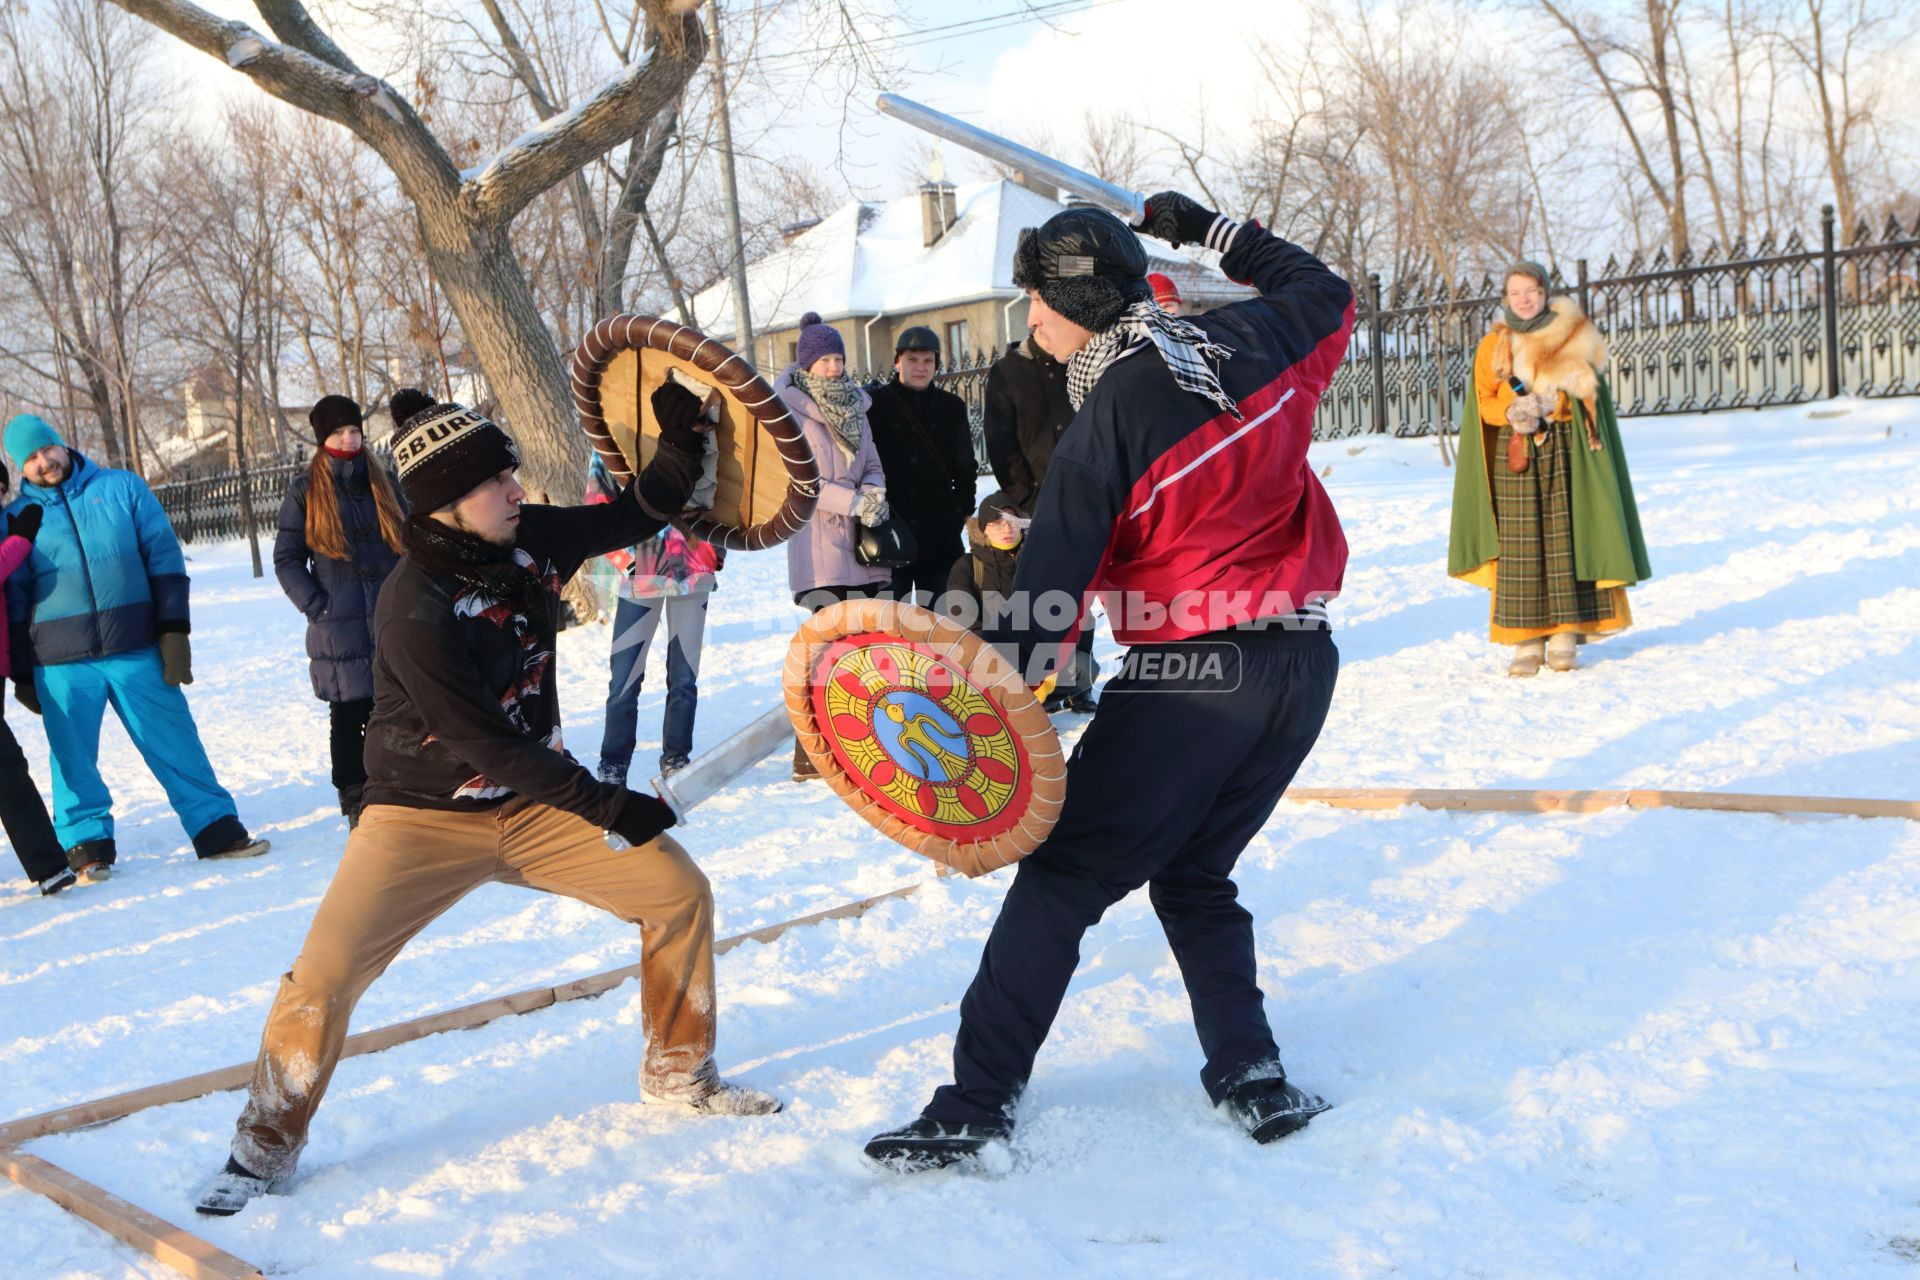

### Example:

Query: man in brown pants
xmin=198 ymin=385 xmax=779 ymax=1216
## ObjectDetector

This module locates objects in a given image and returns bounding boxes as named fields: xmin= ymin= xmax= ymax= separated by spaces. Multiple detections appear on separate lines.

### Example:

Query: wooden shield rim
xmin=569 ymin=313 xmax=820 ymax=552
xmin=783 ymin=599 xmax=1067 ymax=877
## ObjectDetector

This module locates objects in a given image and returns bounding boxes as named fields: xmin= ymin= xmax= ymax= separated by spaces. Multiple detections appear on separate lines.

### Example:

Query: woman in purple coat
xmin=777 ymin=311 xmax=890 ymax=779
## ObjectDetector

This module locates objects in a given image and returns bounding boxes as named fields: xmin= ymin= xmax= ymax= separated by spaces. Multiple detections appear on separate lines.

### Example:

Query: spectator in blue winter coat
xmin=3 ymin=414 xmax=267 ymax=881
xmin=274 ymin=395 xmax=408 ymax=827
xmin=0 ymin=460 xmax=68 ymax=894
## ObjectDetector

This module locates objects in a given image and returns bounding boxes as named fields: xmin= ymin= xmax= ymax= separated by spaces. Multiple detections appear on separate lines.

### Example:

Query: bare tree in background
xmin=0 ymin=0 xmax=171 ymax=471
xmin=155 ymin=109 xmax=298 ymax=577
xmin=1081 ymin=112 xmax=1147 ymax=191
xmin=273 ymin=113 xmax=400 ymax=409
xmin=1535 ymin=0 xmax=1696 ymax=261
xmin=1783 ymin=0 xmax=1910 ymax=243
xmin=106 ymin=0 xmax=709 ymax=499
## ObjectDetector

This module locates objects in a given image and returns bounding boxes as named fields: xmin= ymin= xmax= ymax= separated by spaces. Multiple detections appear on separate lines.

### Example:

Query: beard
xmin=451 ymin=506 xmax=517 ymax=548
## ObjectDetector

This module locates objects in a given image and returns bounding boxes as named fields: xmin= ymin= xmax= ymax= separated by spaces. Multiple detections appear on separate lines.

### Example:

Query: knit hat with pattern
xmin=387 ymin=390 xmax=519 ymax=513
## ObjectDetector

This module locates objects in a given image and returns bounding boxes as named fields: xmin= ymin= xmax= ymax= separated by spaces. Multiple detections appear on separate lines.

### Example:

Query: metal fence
xmin=152 ymin=462 xmax=305 ymax=545
xmin=1322 ymin=205 xmax=1920 ymax=440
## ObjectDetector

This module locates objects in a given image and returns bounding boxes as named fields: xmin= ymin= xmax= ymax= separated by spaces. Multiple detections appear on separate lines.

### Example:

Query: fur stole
xmin=1490 ymin=297 xmax=1608 ymax=431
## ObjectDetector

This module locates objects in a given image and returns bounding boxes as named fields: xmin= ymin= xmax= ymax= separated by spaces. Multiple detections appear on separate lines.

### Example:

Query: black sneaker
xmin=66 ymin=837 xmax=116 ymax=883
xmin=203 ymin=833 xmax=271 ymax=861
xmin=863 ymin=1116 xmax=1011 ymax=1173
xmin=1061 ymin=692 xmax=1098 ymax=714
xmin=194 ymin=1157 xmax=278 ymax=1217
xmin=1221 ymin=1076 xmax=1331 ymax=1144
xmin=39 ymin=867 xmax=77 ymax=896
xmin=659 ymin=756 xmax=689 ymax=777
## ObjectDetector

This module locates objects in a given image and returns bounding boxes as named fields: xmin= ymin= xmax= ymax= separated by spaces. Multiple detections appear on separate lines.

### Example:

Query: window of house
xmin=787 ymin=341 xmax=799 ymax=365
xmin=945 ymin=320 xmax=970 ymax=360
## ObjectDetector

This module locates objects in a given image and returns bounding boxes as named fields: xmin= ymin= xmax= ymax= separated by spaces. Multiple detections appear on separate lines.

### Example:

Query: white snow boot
xmin=1546 ymin=631 xmax=1579 ymax=672
xmin=1507 ymin=639 xmax=1545 ymax=678
xmin=643 ymin=1078 xmax=783 ymax=1117
xmin=194 ymin=1157 xmax=278 ymax=1217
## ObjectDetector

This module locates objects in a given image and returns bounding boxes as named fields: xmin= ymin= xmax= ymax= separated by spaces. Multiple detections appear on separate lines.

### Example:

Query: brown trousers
xmin=231 ymin=801 xmax=716 ymax=1180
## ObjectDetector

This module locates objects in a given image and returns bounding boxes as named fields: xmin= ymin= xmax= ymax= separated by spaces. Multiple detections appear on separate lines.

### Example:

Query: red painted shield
xmin=784 ymin=600 xmax=1067 ymax=877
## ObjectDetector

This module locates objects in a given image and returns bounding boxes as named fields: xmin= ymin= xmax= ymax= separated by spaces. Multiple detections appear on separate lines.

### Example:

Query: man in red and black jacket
xmin=867 ymin=192 xmax=1353 ymax=1171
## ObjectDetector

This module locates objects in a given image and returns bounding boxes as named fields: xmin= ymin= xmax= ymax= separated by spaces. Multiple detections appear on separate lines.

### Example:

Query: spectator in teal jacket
xmin=3 ymin=414 xmax=267 ymax=881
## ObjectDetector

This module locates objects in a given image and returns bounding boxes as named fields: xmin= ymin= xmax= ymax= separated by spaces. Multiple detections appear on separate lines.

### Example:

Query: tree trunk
xmin=415 ymin=200 xmax=584 ymax=501
xmin=233 ymin=326 xmax=263 ymax=579
xmin=103 ymin=0 xmax=706 ymax=504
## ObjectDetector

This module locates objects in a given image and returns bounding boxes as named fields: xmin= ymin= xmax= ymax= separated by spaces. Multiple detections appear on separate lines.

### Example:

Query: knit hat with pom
xmin=387 ymin=388 xmax=519 ymax=513
xmin=794 ymin=311 xmax=846 ymax=372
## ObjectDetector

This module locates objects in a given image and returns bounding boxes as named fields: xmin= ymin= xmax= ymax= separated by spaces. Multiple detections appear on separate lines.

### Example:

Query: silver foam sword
xmin=652 ymin=705 xmax=796 ymax=823
xmin=876 ymin=93 xmax=1147 ymax=223
xmin=604 ymin=706 xmax=794 ymax=849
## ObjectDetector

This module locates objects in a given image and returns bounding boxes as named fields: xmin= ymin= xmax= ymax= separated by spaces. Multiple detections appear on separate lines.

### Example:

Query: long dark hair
xmin=305 ymin=449 xmax=406 ymax=562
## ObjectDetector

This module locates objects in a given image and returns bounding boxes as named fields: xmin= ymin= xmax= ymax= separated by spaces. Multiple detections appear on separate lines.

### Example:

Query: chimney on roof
xmin=916 ymin=152 xmax=960 ymax=248
xmin=920 ymin=180 xmax=958 ymax=248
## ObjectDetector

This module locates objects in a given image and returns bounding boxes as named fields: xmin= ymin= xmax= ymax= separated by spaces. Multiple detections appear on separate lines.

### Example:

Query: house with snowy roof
xmin=684 ymin=178 xmax=1255 ymax=375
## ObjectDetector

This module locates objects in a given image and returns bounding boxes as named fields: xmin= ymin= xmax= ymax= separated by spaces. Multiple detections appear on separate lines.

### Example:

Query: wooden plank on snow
xmin=0 ymin=1149 xmax=264 ymax=1280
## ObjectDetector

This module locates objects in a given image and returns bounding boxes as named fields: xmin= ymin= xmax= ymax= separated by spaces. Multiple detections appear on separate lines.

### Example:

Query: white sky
xmin=778 ymin=0 xmax=1286 ymax=198
xmin=145 ymin=0 xmax=1286 ymax=200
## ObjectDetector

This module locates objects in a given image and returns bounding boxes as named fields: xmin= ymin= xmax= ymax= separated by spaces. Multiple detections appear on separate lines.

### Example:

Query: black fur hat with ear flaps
xmin=1013 ymin=206 xmax=1154 ymax=333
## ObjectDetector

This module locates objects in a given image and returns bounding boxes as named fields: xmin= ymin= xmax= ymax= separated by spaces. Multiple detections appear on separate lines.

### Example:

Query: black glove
xmin=8 ymin=503 xmax=42 ymax=544
xmin=610 ymin=788 xmax=678 ymax=849
xmin=650 ymin=382 xmax=707 ymax=457
xmin=15 ymin=676 xmax=39 ymax=716
xmin=1136 ymin=190 xmax=1222 ymax=250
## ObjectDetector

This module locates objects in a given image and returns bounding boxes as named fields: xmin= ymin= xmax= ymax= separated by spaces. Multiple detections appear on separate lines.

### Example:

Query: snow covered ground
xmin=4 ymin=398 xmax=1919 ymax=1278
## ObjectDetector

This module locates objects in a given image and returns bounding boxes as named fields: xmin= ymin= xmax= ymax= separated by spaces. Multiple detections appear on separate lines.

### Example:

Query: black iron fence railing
xmin=152 ymin=462 xmax=305 ymax=546
xmin=156 ymin=208 xmax=1919 ymax=541
xmin=1321 ymin=205 xmax=1920 ymax=440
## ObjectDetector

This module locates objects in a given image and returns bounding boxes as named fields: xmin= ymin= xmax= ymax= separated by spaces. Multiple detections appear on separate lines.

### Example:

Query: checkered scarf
xmin=1065 ymin=301 xmax=1239 ymax=419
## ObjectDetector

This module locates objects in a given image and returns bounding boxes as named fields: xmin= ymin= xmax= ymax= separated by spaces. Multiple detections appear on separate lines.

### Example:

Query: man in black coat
xmin=865 ymin=326 xmax=977 ymax=604
xmin=984 ymin=335 xmax=1097 ymax=712
xmin=982 ymin=335 xmax=1072 ymax=511
xmin=197 ymin=385 xmax=779 ymax=1218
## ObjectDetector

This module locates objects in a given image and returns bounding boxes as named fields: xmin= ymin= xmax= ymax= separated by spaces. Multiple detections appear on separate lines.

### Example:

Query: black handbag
xmin=854 ymin=516 xmax=919 ymax=568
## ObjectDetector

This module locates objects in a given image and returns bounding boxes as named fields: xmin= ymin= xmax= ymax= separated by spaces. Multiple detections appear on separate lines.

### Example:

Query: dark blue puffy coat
xmin=274 ymin=453 xmax=404 ymax=703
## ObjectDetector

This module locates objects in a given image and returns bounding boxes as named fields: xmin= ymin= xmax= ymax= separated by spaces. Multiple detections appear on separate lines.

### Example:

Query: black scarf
xmin=406 ymin=515 xmax=553 ymax=637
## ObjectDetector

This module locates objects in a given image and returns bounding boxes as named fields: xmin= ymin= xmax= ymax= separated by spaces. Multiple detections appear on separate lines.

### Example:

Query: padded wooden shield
xmin=784 ymin=599 xmax=1067 ymax=877
xmin=570 ymin=314 xmax=819 ymax=551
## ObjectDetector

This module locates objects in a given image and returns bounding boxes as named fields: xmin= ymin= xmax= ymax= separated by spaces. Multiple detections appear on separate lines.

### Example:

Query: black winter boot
xmin=1221 ymin=1075 xmax=1330 ymax=1144
xmin=864 ymin=1115 xmax=1012 ymax=1173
